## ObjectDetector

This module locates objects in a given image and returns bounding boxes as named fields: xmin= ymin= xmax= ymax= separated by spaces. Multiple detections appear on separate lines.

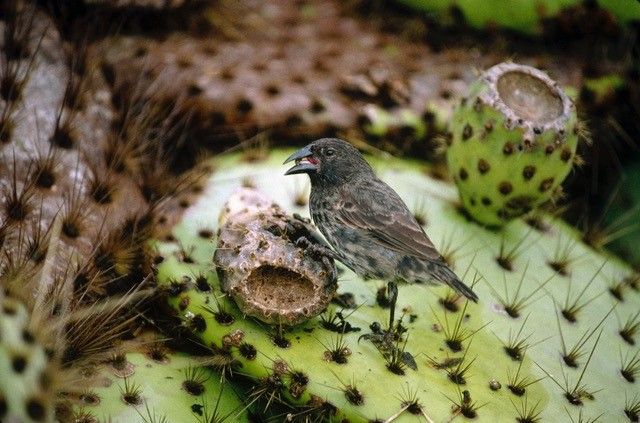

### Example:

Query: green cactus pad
xmin=396 ymin=0 xmax=640 ymax=35
xmin=0 ymin=295 xmax=55 ymax=423
xmin=155 ymin=149 xmax=638 ymax=421
xmin=66 ymin=350 xmax=248 ymax=422
xmin=447 ymin=62 xmax=580 ymax=227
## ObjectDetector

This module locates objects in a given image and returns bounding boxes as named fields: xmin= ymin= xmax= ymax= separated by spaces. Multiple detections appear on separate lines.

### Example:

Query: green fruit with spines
xmin=154 ymin=148 xmax=638 ymax=421
xmin=447 ymin=62 xmax=581 ymax=227
xmin=66 ymin=349 xmax=248 ymax=422
xmin=0 ymin=294 xmax=55 ymax=423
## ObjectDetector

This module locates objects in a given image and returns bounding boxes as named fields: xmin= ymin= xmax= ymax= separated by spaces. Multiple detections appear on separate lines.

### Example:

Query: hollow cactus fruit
xmin=214 ymin=188 xmax=337 ymax=325
xmin=66 ymin=348 xmax=248 ymax=422
xmin=447 ymin=62 xmax=581 ymax=227
xmin=154 ymin=149 xmax=639 ymax=421
xmin=0 ymin=294 xmax=55 ymax=423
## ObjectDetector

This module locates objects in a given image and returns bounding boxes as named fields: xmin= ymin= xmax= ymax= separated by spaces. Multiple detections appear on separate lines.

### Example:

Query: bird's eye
xmin=326 ymin=148 xmax=335 ymax=156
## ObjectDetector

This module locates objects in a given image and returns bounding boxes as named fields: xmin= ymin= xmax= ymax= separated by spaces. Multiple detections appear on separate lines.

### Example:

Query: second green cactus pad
xmin=153 ymin=149 xmax=638 ymax=421
xmin=65 ymin=349 xmax=248 ymax=422
xmin=396 ymin=0 xmax=640 ymax=35
xmin=447 ymin=62 xmax=580 ymax=227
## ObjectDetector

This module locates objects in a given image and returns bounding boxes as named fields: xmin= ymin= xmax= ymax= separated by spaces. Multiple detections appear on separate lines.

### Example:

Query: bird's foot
xmin=295 ymin=236 xmax=339 ymax=261
xmin=295 ymin=236 xmax=339 ymax=284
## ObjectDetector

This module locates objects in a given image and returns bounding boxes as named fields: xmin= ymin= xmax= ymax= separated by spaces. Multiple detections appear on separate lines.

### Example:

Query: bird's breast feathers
xmin=310 ymin=178 xmax=443 ymax=266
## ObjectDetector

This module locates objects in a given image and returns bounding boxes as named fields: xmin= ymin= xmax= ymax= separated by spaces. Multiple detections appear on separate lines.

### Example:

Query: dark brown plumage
xmin=284 ymin=138 xmax=478 ymax=303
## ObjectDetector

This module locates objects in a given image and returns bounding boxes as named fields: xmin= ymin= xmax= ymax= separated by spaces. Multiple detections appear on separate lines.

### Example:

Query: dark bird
xmin=284 ymin=138 xmax=478 ymax=328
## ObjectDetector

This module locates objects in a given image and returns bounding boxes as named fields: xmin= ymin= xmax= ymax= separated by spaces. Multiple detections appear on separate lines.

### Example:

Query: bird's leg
xmin=387 ymin=281 xmax=398 ymax=332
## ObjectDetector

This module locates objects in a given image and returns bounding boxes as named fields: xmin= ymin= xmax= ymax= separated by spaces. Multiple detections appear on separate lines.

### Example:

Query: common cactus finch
xmin=284 ymin=138 xmax=478 ymax=329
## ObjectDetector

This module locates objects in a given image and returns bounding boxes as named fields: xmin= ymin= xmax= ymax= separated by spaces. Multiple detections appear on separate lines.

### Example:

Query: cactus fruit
xmin=446 ymin=62 xmax=582 ymax=227
xmin=0 ymin=293 xmax=55 ymax=423
xmin=155 ymin=149 xmax=638 ymax=421
xmin=66 ymin=348 xmax=248 ymax=422
xmin=214 ymin=189 xmax=337 ymax=326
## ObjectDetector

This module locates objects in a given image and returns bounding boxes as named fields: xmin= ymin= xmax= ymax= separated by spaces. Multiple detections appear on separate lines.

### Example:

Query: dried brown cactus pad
xmin=214 ymin=189 xmax=337 ymax=325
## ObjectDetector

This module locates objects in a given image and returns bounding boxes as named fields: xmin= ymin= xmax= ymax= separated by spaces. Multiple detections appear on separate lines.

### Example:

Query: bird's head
xmin=283 ymin=138 xmax=372 ymax=185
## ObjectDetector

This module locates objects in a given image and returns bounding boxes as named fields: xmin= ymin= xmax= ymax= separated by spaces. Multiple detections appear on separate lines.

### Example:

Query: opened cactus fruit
xmin=447 ymin=62 xmax=581 ymax=227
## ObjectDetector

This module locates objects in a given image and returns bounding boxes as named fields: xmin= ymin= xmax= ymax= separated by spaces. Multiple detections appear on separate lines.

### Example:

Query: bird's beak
xmin=283 ymin=145 xmax=318 ymax=175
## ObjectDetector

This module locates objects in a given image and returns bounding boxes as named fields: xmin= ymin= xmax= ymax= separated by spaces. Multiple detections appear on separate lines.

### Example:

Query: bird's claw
xmin=296 ymin=236 xmax=338 ymax=259
xmin=296 ymin=236 xmax=332 ymax=259
xmin=295 ymin=236 xmax=338 ymax=285
xmin=295 ymin=236 xmax=311 ymax=250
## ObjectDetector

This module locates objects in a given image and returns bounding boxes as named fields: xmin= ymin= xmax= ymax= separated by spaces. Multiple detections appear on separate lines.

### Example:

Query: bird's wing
xmin=335 ymin=178 xmax=442 ymax=262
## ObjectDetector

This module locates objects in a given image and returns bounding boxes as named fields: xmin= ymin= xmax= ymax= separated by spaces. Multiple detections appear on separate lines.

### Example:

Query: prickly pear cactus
xmin=67 ymin=349 xmax=248 ymax=422
xmin=447 ymin=62 xmax=581 ymax=227
xmin=0 ymin=294 xmax=55 ymax=423
xmin=155 ymin=149 xmax=639 ymax=421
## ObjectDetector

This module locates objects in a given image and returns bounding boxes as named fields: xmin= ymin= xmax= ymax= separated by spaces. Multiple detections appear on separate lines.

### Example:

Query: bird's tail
xmin=435 ymin=264 xmax=479 ymax=302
